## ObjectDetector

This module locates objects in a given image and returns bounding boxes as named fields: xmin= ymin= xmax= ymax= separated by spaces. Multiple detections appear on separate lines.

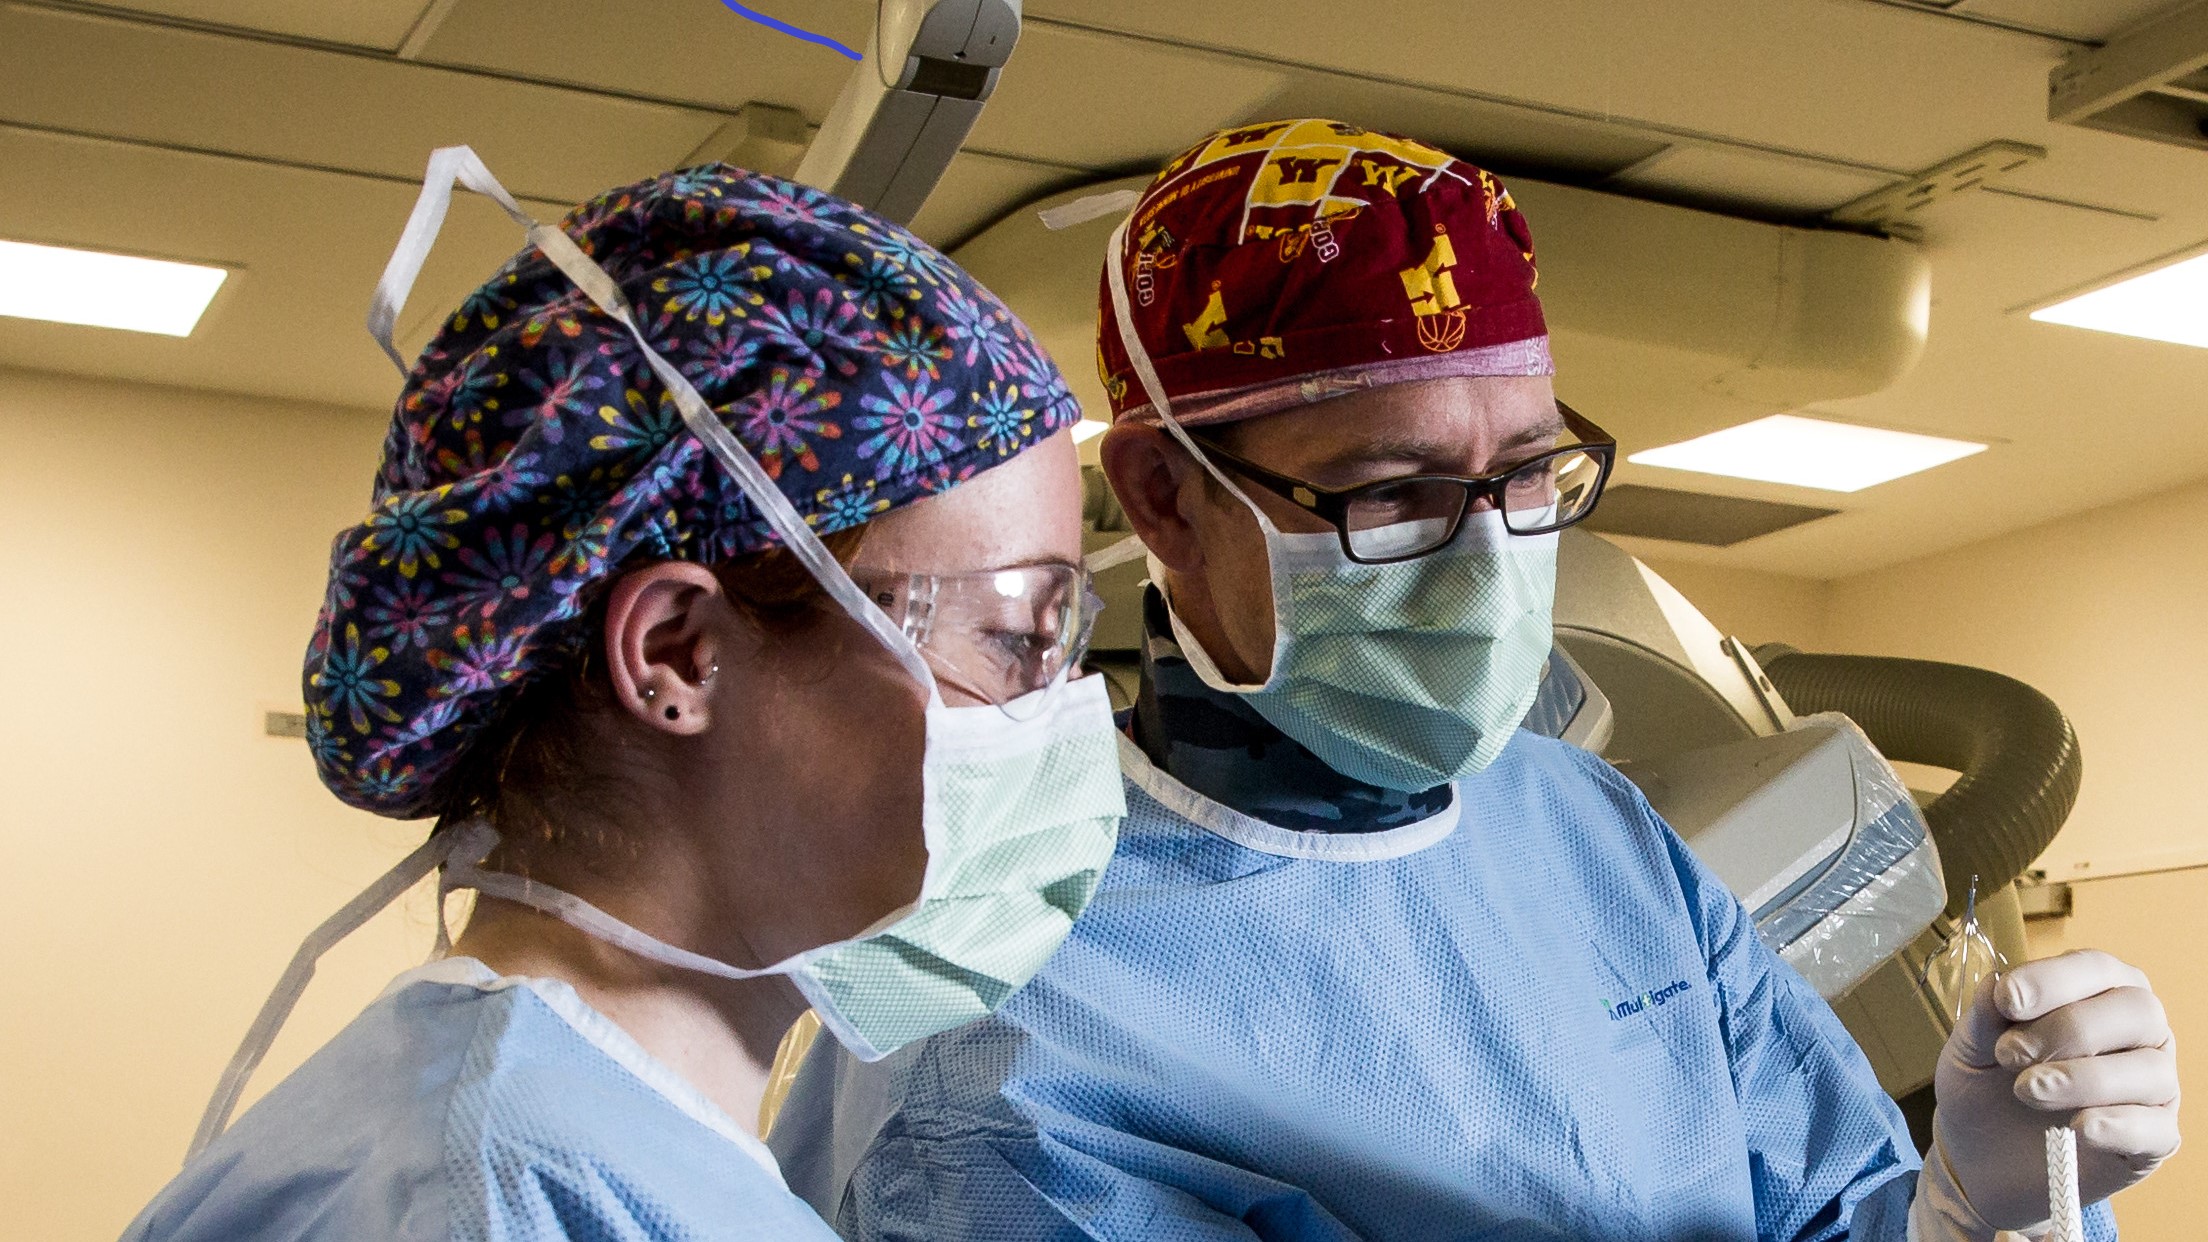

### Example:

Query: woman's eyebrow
xmin=1003 ymin=555 xmax=1084 ymax=572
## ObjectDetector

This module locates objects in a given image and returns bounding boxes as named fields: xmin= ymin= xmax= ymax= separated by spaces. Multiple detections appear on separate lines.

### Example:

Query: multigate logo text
xmin=1602 ymin=980 xmax=1693 ymax=1021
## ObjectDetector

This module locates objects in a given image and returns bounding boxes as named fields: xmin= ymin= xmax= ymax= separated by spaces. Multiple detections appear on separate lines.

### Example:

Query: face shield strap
xmin=365 ymin=146 xmax=941 ymax=706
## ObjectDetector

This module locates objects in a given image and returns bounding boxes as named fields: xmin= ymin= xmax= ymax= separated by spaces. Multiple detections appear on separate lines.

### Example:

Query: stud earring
xmin=640 ymin=686 xmax=657 ymax=702
xmin=696 ymin=661 xmax=721 ymax=684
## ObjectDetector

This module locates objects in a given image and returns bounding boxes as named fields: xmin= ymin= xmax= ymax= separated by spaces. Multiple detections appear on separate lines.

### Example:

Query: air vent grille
xmin=1582 ymin=484 xmax=1837 ymax=547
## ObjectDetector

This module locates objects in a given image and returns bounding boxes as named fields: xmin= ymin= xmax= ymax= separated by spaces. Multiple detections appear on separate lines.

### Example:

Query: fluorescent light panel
xmin=1070 ymin=418 xmax=1108 ymax=444
xmin=0 ymin=239 xmax=227 ymax=337
xmin=2029 ymin=250 xmax=2208 ymax=350
xmin=1628 ymin=414 xmax=1985 ymax=493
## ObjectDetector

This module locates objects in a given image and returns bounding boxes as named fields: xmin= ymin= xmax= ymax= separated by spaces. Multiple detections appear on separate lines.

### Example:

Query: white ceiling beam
xmin=395 ymin=0 xmax=462 ymax=60
xmin=2048 ymin=0 xmax=2208 ymax=150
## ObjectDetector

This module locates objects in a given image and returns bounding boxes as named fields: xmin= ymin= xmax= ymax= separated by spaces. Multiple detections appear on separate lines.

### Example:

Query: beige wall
xmin=0 ymin=368 xmax=433 ymax=1240
xmin=1663 ymin=478 xmax=2208 ymax=1241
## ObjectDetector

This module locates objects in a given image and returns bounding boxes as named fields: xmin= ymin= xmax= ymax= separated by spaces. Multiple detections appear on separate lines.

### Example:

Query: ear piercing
xmin=641 ymin=662 xmax=716 ymax=714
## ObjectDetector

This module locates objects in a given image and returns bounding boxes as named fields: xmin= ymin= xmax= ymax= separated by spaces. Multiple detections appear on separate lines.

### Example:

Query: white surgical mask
xmin=189 ymin=149 xmax=1125 ymax=1159
xmin=1099 ymin=215 xmax=1555 ymax=792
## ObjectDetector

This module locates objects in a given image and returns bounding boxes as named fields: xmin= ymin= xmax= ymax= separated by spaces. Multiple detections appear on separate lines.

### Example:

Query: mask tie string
xmin=185 ymin=823 xmax=496 ymax=1162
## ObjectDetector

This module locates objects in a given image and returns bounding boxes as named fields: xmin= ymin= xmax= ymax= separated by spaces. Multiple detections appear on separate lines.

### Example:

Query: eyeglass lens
xmin=1341 ymin=448 xmax=1608 ymax=561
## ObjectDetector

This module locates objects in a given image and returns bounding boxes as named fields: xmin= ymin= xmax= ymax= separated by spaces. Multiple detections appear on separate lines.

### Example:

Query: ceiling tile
xmin=66 ymin=0 xmax=433 ymax=48
xmin=0 ymin=126 xmax=541 ymax=412
xmin=0 ymin=6 xmax=730 ymax=203
xmin=969 ymin=24 xmax=1285 ymax=169
xmin=416 ymin=0 xmax=872 ymax=115
xmin=1026 ymin=0 xmax=2043 ymax=180
xmin=1582 ymin=484 xmax=1840 ymax=546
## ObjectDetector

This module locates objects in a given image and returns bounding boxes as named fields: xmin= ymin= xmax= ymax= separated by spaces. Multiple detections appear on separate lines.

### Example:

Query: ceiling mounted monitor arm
xmin=793 ymin=0 xmax=1021 ymax=225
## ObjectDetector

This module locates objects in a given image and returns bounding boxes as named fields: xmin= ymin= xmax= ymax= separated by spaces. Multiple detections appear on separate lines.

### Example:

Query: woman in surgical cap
xmin=120 ymin=152 xmax=1126 ymax=1242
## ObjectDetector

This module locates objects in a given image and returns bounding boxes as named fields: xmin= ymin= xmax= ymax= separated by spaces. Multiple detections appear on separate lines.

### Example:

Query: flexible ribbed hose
xmin=1754 ymin=649 xmax=2083 ymax=917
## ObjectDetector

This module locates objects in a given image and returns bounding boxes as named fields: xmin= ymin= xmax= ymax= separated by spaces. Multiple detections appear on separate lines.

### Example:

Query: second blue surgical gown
xmin=126 ymin=958 xmax=839 ymax=1242
xmin=774 ymin=729 xmax=2013 ymax=1241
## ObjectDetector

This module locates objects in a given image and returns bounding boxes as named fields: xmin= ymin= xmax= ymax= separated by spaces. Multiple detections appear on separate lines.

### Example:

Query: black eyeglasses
xmin=1194 ymin=402 xmax=1617 ymax=565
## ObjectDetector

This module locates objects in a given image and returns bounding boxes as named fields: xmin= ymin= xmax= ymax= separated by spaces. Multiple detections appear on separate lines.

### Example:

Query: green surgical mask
xmin=1162 ymin=504 xmax=1556 ymax=792
xmin=441 ymin=670 xmax=1125 ymax=1061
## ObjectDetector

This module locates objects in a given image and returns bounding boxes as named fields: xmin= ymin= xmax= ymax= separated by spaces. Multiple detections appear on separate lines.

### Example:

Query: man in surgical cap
xmin=769 ymin=120 xmax=2181 ymax=1241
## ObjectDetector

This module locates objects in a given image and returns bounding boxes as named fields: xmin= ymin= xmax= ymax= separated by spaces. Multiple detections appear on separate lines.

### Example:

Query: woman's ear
xmin=601 ymin=562 xmax=727 ymax=736
xmin=1098 ymin=423 xmax=1209 ymax=575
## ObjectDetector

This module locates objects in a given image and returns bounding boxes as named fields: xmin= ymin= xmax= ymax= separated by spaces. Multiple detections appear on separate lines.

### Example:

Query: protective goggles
xmin=852 ymin=562 xmax=1105 ymax=718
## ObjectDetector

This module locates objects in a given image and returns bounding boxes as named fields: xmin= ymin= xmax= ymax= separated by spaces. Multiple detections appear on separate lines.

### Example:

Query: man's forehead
xmin=1222 ymin=376 xmax=1562 ymax=462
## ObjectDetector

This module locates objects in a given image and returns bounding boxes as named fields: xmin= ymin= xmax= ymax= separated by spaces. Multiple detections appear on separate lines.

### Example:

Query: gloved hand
xmin=1918 ymin=949 xmax=2180 ymax=1238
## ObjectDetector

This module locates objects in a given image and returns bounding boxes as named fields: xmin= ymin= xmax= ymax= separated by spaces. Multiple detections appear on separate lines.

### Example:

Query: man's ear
xmin=1099 ymin=423 xmax=1209 ymax=574
xmin=601 ymin=562 xmax=726 ymax=737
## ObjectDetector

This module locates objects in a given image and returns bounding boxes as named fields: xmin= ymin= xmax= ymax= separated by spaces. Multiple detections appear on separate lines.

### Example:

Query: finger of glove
xmin=1947 ymin=973 xmax=2013 ymax=1068
xmin=2073 ymin=1103 xmax=2183 ymax=1180
xmin=2013 ymin=1046 xmax=2181 ymax=1113
xmin=1996 ymin=985 xmax=2170 ymax=1069
xmin=1998 ymin=949 xmax=2151 ymax=1023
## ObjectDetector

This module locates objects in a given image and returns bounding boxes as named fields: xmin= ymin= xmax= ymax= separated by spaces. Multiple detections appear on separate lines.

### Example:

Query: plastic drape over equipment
xmin=1615 ymin=713 xmax=1947 ymax=999
xmin=1754 ymin=650 xmax=2081 ymax=916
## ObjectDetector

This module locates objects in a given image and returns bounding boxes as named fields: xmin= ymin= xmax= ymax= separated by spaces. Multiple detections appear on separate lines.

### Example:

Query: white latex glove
xmin=1914 ymin=949 xmax=2180 ymax=1239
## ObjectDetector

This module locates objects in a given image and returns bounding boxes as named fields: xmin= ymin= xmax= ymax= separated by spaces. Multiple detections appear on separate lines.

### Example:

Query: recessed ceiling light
xmin=0 ymin=239 xmax=228 ymax=337
xmin=2029 ymin=249 xmax=2208 ymax=351
xmin=1627 ymin=414 xmax=1986 ymax=493
xmin=1070 ymin=418 xmax=1108 ymax=444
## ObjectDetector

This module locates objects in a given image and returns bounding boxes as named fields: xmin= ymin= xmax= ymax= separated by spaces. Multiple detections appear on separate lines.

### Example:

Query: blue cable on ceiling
xmin=719 ymin=1 xmax=863 ymax=60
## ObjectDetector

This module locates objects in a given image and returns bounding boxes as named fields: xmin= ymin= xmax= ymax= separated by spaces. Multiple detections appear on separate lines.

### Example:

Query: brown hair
xmin=431 ymin=528 xmax=869 ymax=862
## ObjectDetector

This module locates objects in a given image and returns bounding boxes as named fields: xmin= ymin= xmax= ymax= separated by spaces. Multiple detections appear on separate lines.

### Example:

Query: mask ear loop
xmin=1084 ymin=534 xmax=1147 ymax=574
xmin=1101 ymin=216 xmax=1279 ymax=542
xmin=369 ymin=147 xmax=942 ymax=708
xmin=1102 ymin=215 xmax=1290 ymax=687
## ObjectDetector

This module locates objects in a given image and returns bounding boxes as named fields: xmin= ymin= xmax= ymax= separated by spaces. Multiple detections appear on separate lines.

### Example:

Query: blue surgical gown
xmin=125 ymin=957 xmax=839 ymax=1242
xmin=769 ymin=730 xmax=2114 ymax=1241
